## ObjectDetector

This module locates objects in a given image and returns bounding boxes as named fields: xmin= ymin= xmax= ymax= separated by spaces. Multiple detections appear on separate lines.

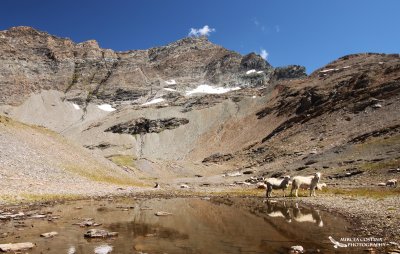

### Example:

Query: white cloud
xmin=253 ymin=18 xmax=266 ymax=32
xmin=188 ymin=25 xmax=215 ymax=37
xmin=253 ymin=18 xmax=259 ymax=26
xmin=260 ymin=49 xmax=268 ymax=60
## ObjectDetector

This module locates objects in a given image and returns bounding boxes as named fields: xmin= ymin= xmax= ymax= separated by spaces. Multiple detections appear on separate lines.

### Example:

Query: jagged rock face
xmin=105 ymin=117 xmax=189 ymax=135
xmin=240 ymin=53 xmax=270 ymax=70
xmin=271 ymin=65 xmax=307 ymax=80
xmin=0 ymin=26 xmax=305 ymax=106
xmin=202 ymin=153 xmax=233 ymax=163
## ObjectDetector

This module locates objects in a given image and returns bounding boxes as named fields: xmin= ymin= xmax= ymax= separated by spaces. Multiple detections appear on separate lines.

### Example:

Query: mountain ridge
xmin=0 ymin=26 xmax=305 ymax=106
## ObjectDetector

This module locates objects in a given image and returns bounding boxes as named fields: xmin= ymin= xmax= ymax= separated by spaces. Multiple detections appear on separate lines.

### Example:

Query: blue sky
xmin=1 ymin=0 xmax=399 ymax=73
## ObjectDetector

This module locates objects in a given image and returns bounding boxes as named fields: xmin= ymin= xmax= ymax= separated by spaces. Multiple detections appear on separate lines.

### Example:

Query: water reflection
xmin=266 ymin=201 xmax=292 ymax=223
xmin=293 ymin=203 xmax=323 ymax=227
xmin=0 ymin=197 xmax=352 ymax=254
xmin=67 ymin=246 xmax=76 ymax=254
xmin=265 ymin=201 xmax=324 ymax=227
xmin=94 ymin=244 xmax=113 ymax=254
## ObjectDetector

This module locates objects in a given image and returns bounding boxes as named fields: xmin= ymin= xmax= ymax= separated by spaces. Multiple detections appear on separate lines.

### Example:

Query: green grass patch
xmin=108 ymin=155 xmax=137 ymax=168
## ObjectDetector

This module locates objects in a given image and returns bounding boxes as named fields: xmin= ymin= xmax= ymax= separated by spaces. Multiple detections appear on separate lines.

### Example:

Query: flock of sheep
xmin=265 ymin=172 xmax=324 ymax=198
xmin=265 ymin=172 xmax=398 ymax=198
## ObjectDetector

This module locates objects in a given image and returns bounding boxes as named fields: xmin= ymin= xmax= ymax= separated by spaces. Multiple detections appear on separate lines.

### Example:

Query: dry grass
xmin=360 ymin=134 xmax=400 ymax=147
xmin=359 ymin=158 xmax=400 ymax=171
xmin=20 ymin=193 xmax=84 ymax=202
xmin=108 ymin=155 xmax=137 ymax=168
xmin=0 ymin=193 xmax=84 ymax=204
xmin=200 ymin=187 xmax=400 ymax=199
xmin=320 ymin=187 xmax=400 ymax=198
xmin=64 ymin=164 xmax=145 ymax=187
xmin=203 ymin=188 xmax=265 ymax=197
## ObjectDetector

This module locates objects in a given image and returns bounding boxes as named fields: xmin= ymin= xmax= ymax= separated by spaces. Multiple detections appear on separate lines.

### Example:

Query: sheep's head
xmin=283 ymin=176 xmax=291 ymax=185
xmin=314 ymin=172 xmax=321 ymax=179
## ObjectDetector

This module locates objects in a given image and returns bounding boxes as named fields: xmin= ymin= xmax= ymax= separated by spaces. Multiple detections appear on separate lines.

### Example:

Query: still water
xmin=0 ymin=197 xmax=356 ymax=253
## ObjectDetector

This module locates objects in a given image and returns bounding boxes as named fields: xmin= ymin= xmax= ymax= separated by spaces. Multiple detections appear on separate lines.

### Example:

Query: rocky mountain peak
xmin=76 ymin=39 xmax=100 ymax=49
xmin=240 ymin=52 xmax=271 ymax=70
xmin=0 ymin=26 xmax=306 ymax=106
xmin=7 ymin=26 xmax=43 ymax=35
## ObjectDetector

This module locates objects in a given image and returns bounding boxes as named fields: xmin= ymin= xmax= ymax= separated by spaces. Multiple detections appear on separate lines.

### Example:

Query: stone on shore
xmin=0 ymin=242 xmax=35 ymax=252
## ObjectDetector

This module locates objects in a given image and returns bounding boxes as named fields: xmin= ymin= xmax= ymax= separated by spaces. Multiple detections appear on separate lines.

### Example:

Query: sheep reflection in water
xmin=265 ymin=201 xmax=323 ymax=227
xmin=265 ymin=201 xmax=292 ymax=223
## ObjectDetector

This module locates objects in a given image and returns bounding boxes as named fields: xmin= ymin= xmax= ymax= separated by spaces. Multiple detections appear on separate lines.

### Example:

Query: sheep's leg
xmin=295 ymin=188 xmax=299 ymax=198
xmin=266 ymin=186 xmax=272 ymax=198
xmin=290 ymin=186 xmax=294 ymax=197
xmin=282 ymin=189 xmax=286 ymax=197
xmin=311 ymin=187 xmax=316 ymax=197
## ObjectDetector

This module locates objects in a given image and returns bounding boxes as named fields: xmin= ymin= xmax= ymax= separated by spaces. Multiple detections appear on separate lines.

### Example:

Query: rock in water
xmin=84 ymin=229 xmax=118 ymax=238
xmin=0 ymin=242 xmax=35 ymax=252
xmin=30 ymin=214 xmax=47 ymax=219
xmin=290 ymin=245 xmax=304 ymax=253
xmin=155 ymin=211 xmax=172 ymax=216
xmin=74 ymin=219 xmax=102 ymax=227
xmin=94 ymin=244 xmax=113 ymax=254
xmin=40 ymin=231 xmax=58 ymax=238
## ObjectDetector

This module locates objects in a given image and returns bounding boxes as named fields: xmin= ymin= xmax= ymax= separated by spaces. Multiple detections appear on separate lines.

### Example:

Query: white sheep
xmin=299 ymin=182 xmax=327 ymax=191
xmin=316 ymin=183 xmax=327 ymax=190
xmin=290 ymin=172 xmax=321 ymax=197
xmin=386 ymin=179 xmax=397 ymax=187
xmin=265 ymin=176 xmax=291 ymax=198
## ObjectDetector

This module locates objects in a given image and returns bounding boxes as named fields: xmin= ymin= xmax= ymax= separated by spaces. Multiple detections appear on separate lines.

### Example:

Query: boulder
xmin=290 ymin=245 xmax=304 ymax=253
xmin=155 ymin=211 xmax=172 ymax=216
xmin=84 ymin=229 xmax=118 ymax=238
xmin=40 ymin=231 xmax=58 ymax=238
xmin=0 ymin=242 xmax=35 ymax=252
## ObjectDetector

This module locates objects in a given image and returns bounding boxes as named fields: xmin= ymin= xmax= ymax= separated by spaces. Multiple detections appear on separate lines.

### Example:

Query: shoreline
xmin=1 ymin=186 xmax=399 ymax=247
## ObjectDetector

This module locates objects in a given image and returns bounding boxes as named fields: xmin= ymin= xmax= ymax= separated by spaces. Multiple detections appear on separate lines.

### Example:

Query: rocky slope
xmin=0 ymin=26 xmax=399 ymax=189
xmin=0 ymin=115 xmax=144 ymax=203
xmin=208 ymin=53 xmax=400 ymax=185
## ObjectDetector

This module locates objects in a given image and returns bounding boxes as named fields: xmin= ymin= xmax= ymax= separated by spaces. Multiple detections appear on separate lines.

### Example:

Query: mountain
xmin=0 ymin=26 xmax=399 ymax=193
xmin=0 ymin=26 xmax=304 ymax=106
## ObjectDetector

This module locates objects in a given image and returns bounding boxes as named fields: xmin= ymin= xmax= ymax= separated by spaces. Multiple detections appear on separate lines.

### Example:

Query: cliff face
xmin=0 ymin=26 xmax=305 ymax=106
